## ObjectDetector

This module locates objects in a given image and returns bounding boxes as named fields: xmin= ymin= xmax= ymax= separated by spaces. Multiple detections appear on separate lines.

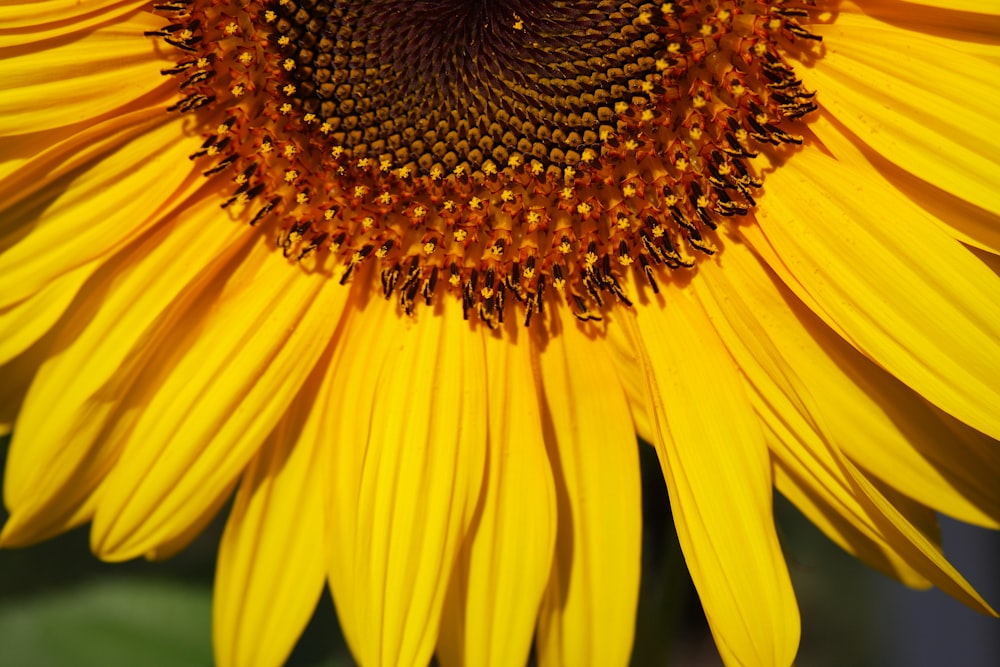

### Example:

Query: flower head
xmin=2 ymin=1 xmax=999 ymax=666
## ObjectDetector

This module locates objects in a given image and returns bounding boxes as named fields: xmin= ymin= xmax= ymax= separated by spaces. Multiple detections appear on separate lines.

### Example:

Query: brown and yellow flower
xmin=1 ymin=1 xmax=999 ymax=665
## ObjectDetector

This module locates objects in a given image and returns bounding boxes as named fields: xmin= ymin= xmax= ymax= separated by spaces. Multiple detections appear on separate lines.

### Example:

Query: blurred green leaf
xmin=0 ymin=577 xmax=212 ymax=667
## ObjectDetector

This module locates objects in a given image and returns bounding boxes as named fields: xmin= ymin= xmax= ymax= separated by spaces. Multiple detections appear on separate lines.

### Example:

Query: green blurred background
xmin=1 ymin=439 xmax=996 ymax=666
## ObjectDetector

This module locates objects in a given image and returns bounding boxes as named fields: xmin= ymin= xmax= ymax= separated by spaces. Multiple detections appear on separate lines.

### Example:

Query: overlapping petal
xmin=743 ymin=116 xmax=1000 ymax=444
xmin=629 ymin=283 xmax=800 ymax=667
xmin=87 ymin=233 xmax=352 ymax=560
xmin=1 ymin=194 xmax=257 ymax=547
xmin=802 ymin=10 xmax=1000 ymax=219
xmin=214 ymin=374 xmax=328 ymax=667
xmin=437 ymin=330 xmax=557 ymax=667
xmin=326 ymin=298 xmax=488 ymax=667
xmin=534 ymin=312 xmax=643 ymax=667
xmin=0 ymin=13 xmax=173 ymax=134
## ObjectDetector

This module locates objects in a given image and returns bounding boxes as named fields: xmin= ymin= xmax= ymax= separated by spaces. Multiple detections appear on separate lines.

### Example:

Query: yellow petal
xmin=699 ymin=245 xmax=1000 ymax=528
xmin=144 ymin=480 xmax=234 ymax=562
xmin=0 ymin=0 xmax=148 ymax=29
xmin=214 ymin=381 xmax=327 ymax=667
xmin=534 ymin=312 xmax=642 ymax=667
xmin=839 ymin=455 xmax=996 ymax=615
xmin=89 ymin=236 xmax=351 ymax=560
xmin=885 ymin=0 xmax=1000 ymax=17
xmin=0 ymin=113 xmax=200 ymax=310
xmin=743 ymin=118 xmax=1000 ymax=443
xmin=320 ymin=290 xmax=396 ymax=660
xmin=0 ymin=340 xmax=51 ymax=437
xmin=328 ymin=298 xmax=488 ymax=667
xmin=603 ymin=310 xmax=655 ymax=443
xmin=802 ymin=11 xmax=1000 ymax=218
xmin=841 ymin=0 xmax=1000 ymax=63
xmin=772 ymin=461 xmax=931 ymax=589
xmin=0 ymin=13 xmax=173 ymax=135
xmin=630 ymin=284 xmax=800 ymax=667
xmin=0 ymin=1 xmax=150 ymax=48
xmin=0 ymin=260 xmax=95 ymax=364
xmin=437 ymin=329 xmax=557 ymax=667
xmin=1 ymin=197 xmax=256 ymax=548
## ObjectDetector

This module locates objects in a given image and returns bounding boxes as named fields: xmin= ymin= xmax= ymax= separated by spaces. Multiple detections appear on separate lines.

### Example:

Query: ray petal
xmin=699 ymin=245 xmax=1000 ymax=528
xmin=742 ymin=118 xmax=1000 ymax=443
xmin=802 ymin=11 xmax=1000 ymax=218
xmin=1 ymin=197 xmax=255 ymax=548
xmin=328 ymin=299 xmax=488 ymax=667
xmin=0 ymin=114 xmax=202 ymax=312
xmin=214 ymin=375 xmax=327 ymax=667
xmin=0 ymin=2 xmax=151 ymax=48
xmin=0 ymin=13 xmax=173 ymax=135
xmin=88 ymin=239 xmax=351 ymax=560
xmin=437 ymin=328 xmax=557 ymax=667
xmin=629 ymin=286 xmax=800 ymax=667
xmin=534 ymin=313 xmax=642 ymax=667
xmin=0 ymin=0 xmax=149 ymax=29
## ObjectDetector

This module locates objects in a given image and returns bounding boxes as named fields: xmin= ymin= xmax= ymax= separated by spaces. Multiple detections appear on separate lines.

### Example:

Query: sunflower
xmin=2 ymin=0 xmax=999 ymax=665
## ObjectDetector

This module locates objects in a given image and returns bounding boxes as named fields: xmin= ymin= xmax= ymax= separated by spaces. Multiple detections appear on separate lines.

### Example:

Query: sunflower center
xmin=150 ymin=0 xmax=822 ymax=327
xmin=270 ymin=0 xmax=661 ymax=176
